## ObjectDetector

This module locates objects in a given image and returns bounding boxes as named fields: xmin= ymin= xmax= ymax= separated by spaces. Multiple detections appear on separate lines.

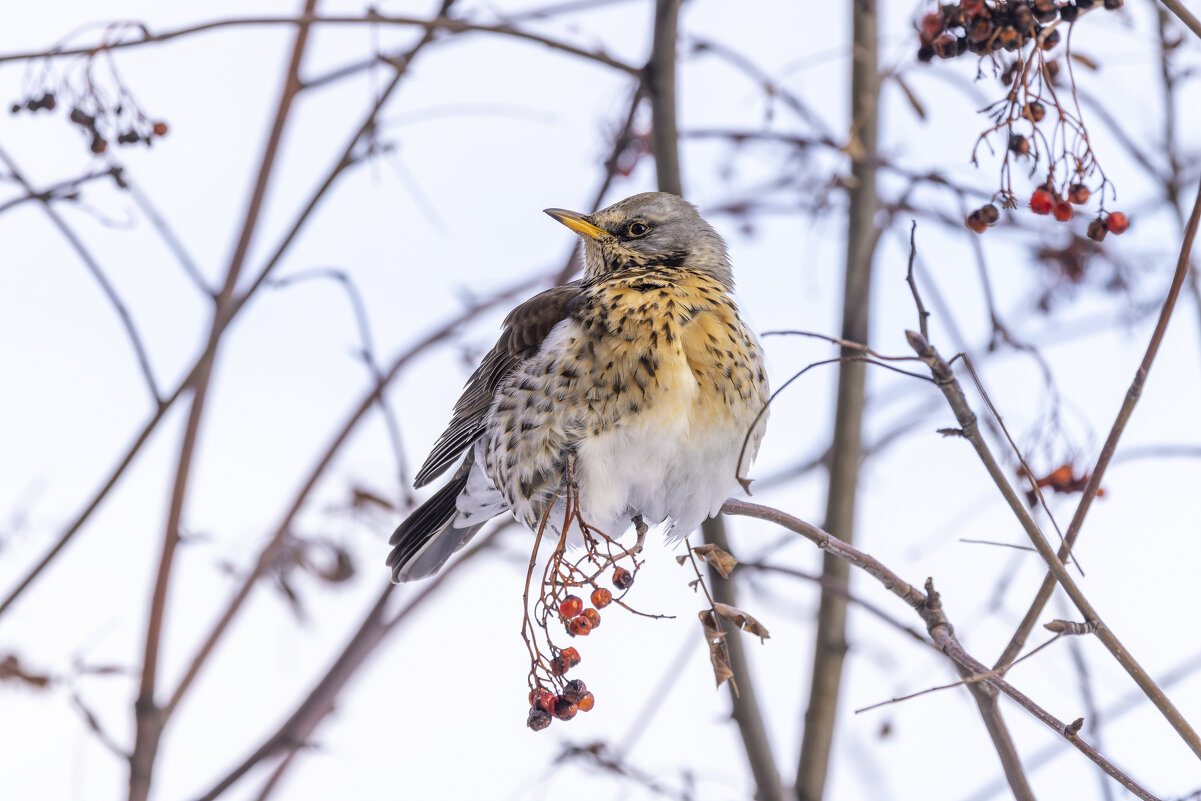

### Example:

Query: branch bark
xmin=796 ymin=3 xmax=878 ymax=799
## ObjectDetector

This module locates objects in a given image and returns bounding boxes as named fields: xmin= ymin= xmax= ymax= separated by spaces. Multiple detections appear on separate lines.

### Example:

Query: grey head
xmin=544 ymin=192 xmax=733 ymax=289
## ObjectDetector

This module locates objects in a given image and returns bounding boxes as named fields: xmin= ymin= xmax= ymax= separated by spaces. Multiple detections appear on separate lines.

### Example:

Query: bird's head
xmin=544 ymin=192 xmax=732 ymax=289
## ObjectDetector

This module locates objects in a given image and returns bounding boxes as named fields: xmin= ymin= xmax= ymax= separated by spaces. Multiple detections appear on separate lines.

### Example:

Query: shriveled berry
xmin=69 ymin=107 xmax=95 ymax=127
xmin=1086 ymin=218 xmax=1108 ymax=242
xmin=1041 ymin=29 xmax=1061 ymax=50
xmin=590 ymin=587 xmax=612 ymax=608
xmin=966 ymin=215 xmax=988 ymax=234
xmin=1012 ymin=4 xmax=1035 ymax=34
xmin=1009 ymin=134 xmax=1030 ymax=157
xmin=917 ymin=45 xmax=935 ymax=63
xmin=1068 ymin=184 xmax=1090 ymax=204
xmin=1025 ymin=101 xmax=1046 ymax=123
xmin=152 ymin=121 xmax=169 ymax=137
xmin=979 ymin=204 xmax=1000 ymax=224
xmin=550 ymin=647 xmax=581 ymax=676
xmin=1053 ymin=200 xmax=1073 ymax=222
xmin=612 ymin=566 xmax=634 ymax=590
xmin=567 ymin=615 xmax=593 ymax=636
xmin=527 ymin=706 xmax=552 ymax=731
xmin=1034 ymin=0 xmax=1058 ymax=21
xmin=559 ymin=595 xmax=583 ymax=619
xmin=554 ymin=696 xmax=578 ymax=720
xmin=1060 ymin=4 xmax=1079 ymax=22
xmin=582 ymin=608 xmax=601 ymax=628
xmin=562 ymin=679 xmax=588 ymax=703
xmin=920 ymin=12 xmax=944 ymax=43
xmin=90 ymin=136 xmax=108 ymax=155
xmin=932 ymin=33 xmax=958 ymax=59
xmin=1030 ymin=188 xmax=1055 ymax=215
xmin=532 ymin=689 xmax=557 ymax=714
xmin=39 ymin=93 xmax=55 ymax=111
xmin=576 ymin=692 xmax=595 ymax=712
xmin=1105 ymin=211 xmax=1129 ymax=235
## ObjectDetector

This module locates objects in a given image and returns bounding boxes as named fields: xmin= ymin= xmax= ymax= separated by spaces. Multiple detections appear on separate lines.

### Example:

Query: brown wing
xmin=412 ymin=281 xmax=582 ymax=488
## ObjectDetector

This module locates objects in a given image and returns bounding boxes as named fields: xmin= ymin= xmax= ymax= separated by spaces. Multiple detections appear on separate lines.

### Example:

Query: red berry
xmin=532 ymin=689 xmax=557 ymax=714
xmin=1105 ymin=211 xmax=1129 ymax=235
xmin=966 ymin=216 xmax=988 ymax=234
xmin=152 ymin=121 xmax=169 ymax=137
xmin=90 ymin=136 xmax=108 ymax=155
xmin=562 ymin=679 xmax=588 ymax=703
xmin=576 ymin=692 xmax=595 ymax=712
xmin=1087 ymin=218 xmax=1108 ymax=242
xmin=551 ymin=647 xmax=581 ymax=676
xmin=567 ymin=615 xmax=593 ymax=636
xmin=1068 ymin=184 xmax=1091 ymax=205
xmin=582 ymin=608 xmax=601 ymax=629
xmin=920 ymin=12 xmax=944 ymax=43
xmin=559 ymin=595 xmax=583 ymax=619
xmin=590 ymin=587 xmax=612 ymax=608
xmin=1030 ymin=188 xmax=1054 ymax=215
xmin=612 ymin=566 xmax=634 ymax=590
xmin=1053 ymin=200 xmax=1073 ymax=222
xmin=527 ymin=706 xmax=552 ymax=731
xmin=553 ymin=697 xmax=578 ymax=720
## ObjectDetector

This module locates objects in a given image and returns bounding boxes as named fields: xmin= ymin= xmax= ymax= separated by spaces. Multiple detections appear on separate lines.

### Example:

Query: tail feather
xmin=388 ymin=460 xmax=487 ymax=582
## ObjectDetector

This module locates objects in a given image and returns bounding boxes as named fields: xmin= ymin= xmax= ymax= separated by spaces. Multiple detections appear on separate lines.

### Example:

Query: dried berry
xmin=553 ymin=696 xmax=578 ymax=720
xmin=966 ymin=215 xmax=988 ymax=234
xmin=1025 ymin=101 xmax=1046 ymax=123
xmin=1060 ymin=4 xmax=1079 ymax=22
xmin=932 ymin=33 xmax=959 ymax=59
xmin=1053 ymin=200 xmax=1073 ymax=222
xmin=576 ymin=692 xmax=595 ymax=712
xmin=550 ymin=647 xmax=581 ymax=676
xmin=582 ymin=608 xmax=601 ymax=628
xmin=1068 ymin=184 xmax=1090 ymax=204
xmin=1012 ymin=4 xmax=1035 ymax=34
xmin=917 ymin=45 xmax=936 ymax=62
xmin=532 ymin=688 xmax=557 ymax=714
xmin=920 ymin=12 xmax=945 ymax=43
xmin=152 ymin=121 xmax=169 ymax=137
xmin=559 ymin=595 xmax=583 ymax=619
xmin=567 ymin=615 xmax=593 ymax=636
xmin=1105 ymin=211 xmax=1128 ymax=234
xmin=1009 ymin=134 xmax=1030 ymax=157
xmin=1087 ymin=217 xmax=1108 ymax=242
xmin=562 ymin=679 xmax=588 ymax=703
xmin=527 ymin=706 xmax=552 ymax=731
xmin=1030 ymin=188 xmax=1055 ymax=215
xmin=590 ymin=587 xmax=612 ymax=608
xmin=612 ymin=566 xmax=634 ymax=590
xmin=1041 ymin=29 xmax=1061 ymax=50
xmin=979 ymin=204 xmax=1000 ymax=224
xmin=90 ymin=136 xmax=108 ymax=155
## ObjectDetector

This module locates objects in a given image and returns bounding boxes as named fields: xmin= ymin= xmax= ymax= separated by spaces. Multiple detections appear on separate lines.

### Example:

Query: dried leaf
xmin=699 ymin=610 xmax=734 ymax=688
xmin=692 ymin=544 xmax=739 ymax=579
xmin=713 ymin=602 xmax=771 ymax=641
xmin=0 ymin=654 xmax=52 ymax=689
xmin=893 ymin=74 xmax=927 ymax=120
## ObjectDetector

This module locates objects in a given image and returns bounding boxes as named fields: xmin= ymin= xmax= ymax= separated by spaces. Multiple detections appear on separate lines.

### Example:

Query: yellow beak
xmin=544 ymin=208 xmax=607 ymax=240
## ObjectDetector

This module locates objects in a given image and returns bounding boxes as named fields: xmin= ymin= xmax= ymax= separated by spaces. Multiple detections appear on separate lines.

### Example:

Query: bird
xmin=388 ymin=192 xmax=769 ymax=582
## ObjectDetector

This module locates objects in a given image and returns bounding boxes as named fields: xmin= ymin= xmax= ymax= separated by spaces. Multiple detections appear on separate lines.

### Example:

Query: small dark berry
xmin=1042 ymin=29 xmax=1061 ymax=50
xmin=1025 ymin=101 xmax=1046 ymax=123
xmin=1009 ymin=134 xmax=1030 ymax=157
xmin=527 ymin=706 xmax=552 ymax=731
xmin=90 ymin=136 xmax=108 ymax=155
xmin=1086 ymin=218 xmax=1108 ymax=242
xmin=612 ymin=567 xmax=634 ymax=590
xmin=979 ymin=204 xmax=1000 ymax=224
xmin=69 ymin=108 xmax=95 ymax=127
xmin=1012 ymin=5 xmax=1035 ymax=34
xmin=1060 ymin=4 xmax=1079 ymax=22
xmin=152 ymin=121 xmax=169 ymax=137
xmin=1104 ymin=0 xmax=1123 ymax=9
xmin=562 ymin=679 xmax=588 ymax=703
xmin=553 ymin=697 xmax=578 ymax=721
xmin=932 ymin=33 xmax=958 ymax=59
xmin=9 ymin=103 xmax=20 ymax=114
xmin=917 ymin=45 xmax=935 ymax=62
xmin=1077 ymin=0 xmax=1095 ymax=7
xmin=39 ymin=93 xmax=55 ymax=111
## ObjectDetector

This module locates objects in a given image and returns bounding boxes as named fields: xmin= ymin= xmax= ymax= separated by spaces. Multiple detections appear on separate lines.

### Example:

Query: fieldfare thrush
xmin=388 ymin=192 xmax=769 ymax=582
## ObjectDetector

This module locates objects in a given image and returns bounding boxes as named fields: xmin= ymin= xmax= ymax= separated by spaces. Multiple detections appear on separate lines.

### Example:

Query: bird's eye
xmin=628 ymin=222 xmax=650 ymax=237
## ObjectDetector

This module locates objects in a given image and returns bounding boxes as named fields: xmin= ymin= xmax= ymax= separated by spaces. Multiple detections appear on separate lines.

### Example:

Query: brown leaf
xmin=713 ymin=602 xmax=771 ymax=641
xmin=699 ymin=610 xmax=734 ymax=688
xmin=691 ymin=544 xmax=739 ymax=578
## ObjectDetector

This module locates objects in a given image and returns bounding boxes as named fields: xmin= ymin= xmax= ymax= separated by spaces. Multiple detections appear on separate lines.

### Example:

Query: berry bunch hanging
xmin=918 ymin=1 xmax=1129 ymax=237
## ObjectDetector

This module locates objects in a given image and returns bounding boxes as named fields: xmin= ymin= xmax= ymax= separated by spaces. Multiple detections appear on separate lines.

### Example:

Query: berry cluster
xmin=918 ymin=0 xmax=1121 ymax=63
xmin=10 ymin=90 xmax=169 ymax=155
xmin=967 ymin=193 xmax=1126 ymax=239
xmin=521 ymin=463 xmax=658 ymax=731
